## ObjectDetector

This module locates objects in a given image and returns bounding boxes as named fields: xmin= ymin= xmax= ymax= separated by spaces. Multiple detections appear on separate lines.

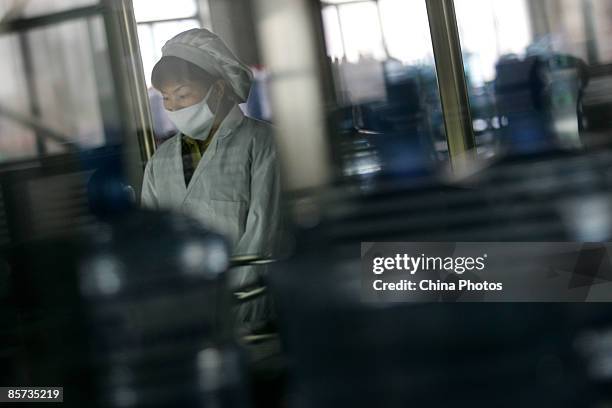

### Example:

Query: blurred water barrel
xmin=6 ymin=210 xmax=252 ymax=408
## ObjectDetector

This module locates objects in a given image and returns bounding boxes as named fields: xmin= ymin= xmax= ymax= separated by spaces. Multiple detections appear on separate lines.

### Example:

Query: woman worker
xmin=141 ymin=29 xmax=281 ymax=322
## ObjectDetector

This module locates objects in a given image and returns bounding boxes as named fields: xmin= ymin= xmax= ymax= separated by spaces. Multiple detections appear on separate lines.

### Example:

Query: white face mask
xmin=165 ymin=86 xmax=219 ymax=140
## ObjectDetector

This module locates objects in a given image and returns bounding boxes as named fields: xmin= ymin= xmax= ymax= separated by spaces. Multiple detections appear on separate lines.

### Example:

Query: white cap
xmin=162 ymin=28 xmax=253 ymax=103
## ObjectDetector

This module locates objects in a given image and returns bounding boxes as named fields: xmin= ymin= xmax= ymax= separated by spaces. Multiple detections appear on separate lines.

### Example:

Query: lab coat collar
xmin=215 ymin=104 xmax=245 ymax=140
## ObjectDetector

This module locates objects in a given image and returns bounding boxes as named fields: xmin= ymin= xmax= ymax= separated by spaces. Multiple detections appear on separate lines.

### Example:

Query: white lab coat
xmin=141 ymin=105 xmax=281 ymax=289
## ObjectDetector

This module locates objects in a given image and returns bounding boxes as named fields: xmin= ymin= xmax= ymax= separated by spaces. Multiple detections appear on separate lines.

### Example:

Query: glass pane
xmin=322 ymin=0 xmax=446 ymax=180
xmin=0 ymin=16 xmax=125 ymax=164
xmin=133 ymin=0 xmax=198 ymax=22
xmin=27 ymin=19 xmax=105 ymax=149
xmin=455 ymin=0 xmax=612 ymax=157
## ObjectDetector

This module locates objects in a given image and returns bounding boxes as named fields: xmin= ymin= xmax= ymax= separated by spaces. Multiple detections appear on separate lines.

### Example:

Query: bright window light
xmin=321 ymin=0 xmax=439 ymax=65
xmin=455 ymin=0 xmax=531 ymax=84
xmin=133 ymin=0 xmax=198 ymax=22
xmin=321 ymin=0 xmax=531 ymax=81
xmin=337 ymin=1 xmax=386 ymax=62
xmin=322 ymin=0 xmax=370 ymax=4
xmin=322 ymin=6 xmax=345 ymax=61
xmin=378 ymin=0 xmax=434 ymax=64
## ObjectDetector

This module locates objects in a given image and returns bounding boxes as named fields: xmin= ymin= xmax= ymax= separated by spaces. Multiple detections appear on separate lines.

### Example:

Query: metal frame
xmin=581 ymin=0 xmax=599 ymax=65
xmin=135 ymin=15 xmax=200 ymax=25
xmin=0 ymin=4 xmax=104 ymax=34
xmin=100 ymin=0 xmax=156 ymax=195
xmin=18 ymin=33 xmax=46 ymax=156
xmin=425 ymin=0 xmax=475 ymax=166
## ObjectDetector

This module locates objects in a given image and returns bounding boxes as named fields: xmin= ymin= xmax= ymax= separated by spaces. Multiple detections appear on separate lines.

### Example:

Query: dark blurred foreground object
xmin=87 ymin=165 xmax=136 ymax=219
xmin=271 ymin=250 xmax=612 ymax=407
xmin=4 ymin=210 xmax=252 ymax=408
xmin=268 ymin=148 xmax=612 ymax=408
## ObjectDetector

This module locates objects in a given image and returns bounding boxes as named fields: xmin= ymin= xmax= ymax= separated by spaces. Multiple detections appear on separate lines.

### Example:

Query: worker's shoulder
xmin=242 ymin=116 xmax=276 ymax=146
xmin=243 ymin=115 xmax=274 ymax=135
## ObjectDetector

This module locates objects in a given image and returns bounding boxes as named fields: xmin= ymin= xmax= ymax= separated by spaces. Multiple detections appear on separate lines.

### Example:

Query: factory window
xmin=322 ymin=0 xmax=435 ymax=66
xmin=320 ymin=0 xmax=447 ymax=179
xmin=455 ymin=0 xmax=612 ymax=157
xmin=321 ymin=0 xmax=612 ymax=181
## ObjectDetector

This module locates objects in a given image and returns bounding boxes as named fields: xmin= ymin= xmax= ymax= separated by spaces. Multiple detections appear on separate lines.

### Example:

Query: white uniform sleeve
xmin=141 ymin=161 xmax=160 ymax=209
xmin=235 ymin=132 xmax=281 ymax=259
xmin=231 ymin=127 xmax=282 ymax=329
